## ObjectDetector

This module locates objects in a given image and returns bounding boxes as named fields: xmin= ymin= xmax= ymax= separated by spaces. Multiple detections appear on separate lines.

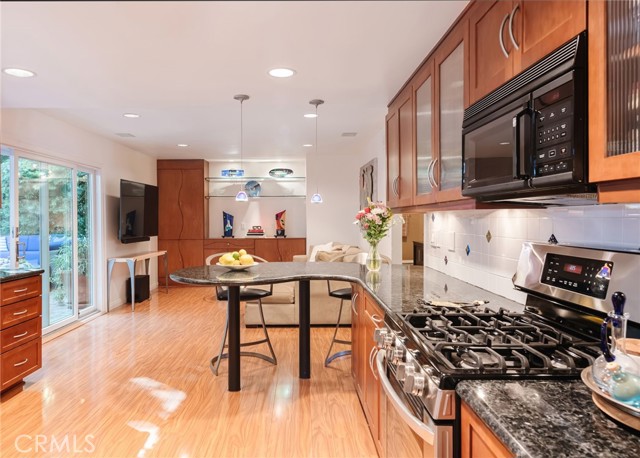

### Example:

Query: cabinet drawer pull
xmin=13 ymin=288 xmax=29 ymax=293
xmin=13 ymin=331 xmax=29 ymax=339
xmin=14 ymin=358 xmax=29 ymax=367
xmin=351 ymin=292 xmax=359 ymax=316
xmin=371 ymin=313 xmax=383 ymax=324
xmin=13 ymin=309 xmax=29 ymax=316
xmin=508 ymin=4 xmax=520 ymax=50
xmin=499 ymin=13 xmax=510 ymax=59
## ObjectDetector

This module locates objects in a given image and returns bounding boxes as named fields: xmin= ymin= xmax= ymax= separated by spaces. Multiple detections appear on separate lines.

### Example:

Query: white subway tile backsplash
xmin=424 ymin=204 xmax=635 ymax=306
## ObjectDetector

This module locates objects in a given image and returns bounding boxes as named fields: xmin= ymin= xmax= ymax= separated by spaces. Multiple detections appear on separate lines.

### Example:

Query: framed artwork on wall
xmin=359 ymin=158 xmax=377 ymax=209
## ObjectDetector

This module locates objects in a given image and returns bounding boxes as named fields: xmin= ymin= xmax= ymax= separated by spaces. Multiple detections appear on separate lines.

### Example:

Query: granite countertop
xmin=457 ymin=379 xmax=640 ymax=458
xmin=0 ymin=268 xmax=44 ymax=283
xmin=170 ymin=263 xmax=524 ymax=314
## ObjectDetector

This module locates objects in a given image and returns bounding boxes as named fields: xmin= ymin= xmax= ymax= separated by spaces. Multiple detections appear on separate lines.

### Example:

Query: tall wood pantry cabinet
xmin=157 ymin=160 xmax=209 ymax=286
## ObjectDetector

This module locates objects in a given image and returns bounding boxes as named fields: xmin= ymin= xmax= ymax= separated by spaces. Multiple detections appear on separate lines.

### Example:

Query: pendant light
xmin=309 ymin=99 xmax=324 ymax=204
xmin=234 ymin=94 xmax=249 ymax=202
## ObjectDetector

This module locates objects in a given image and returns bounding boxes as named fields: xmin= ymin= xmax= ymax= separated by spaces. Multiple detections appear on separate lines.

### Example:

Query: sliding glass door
xmin=0 ymin=146 xmax=98 ymax=332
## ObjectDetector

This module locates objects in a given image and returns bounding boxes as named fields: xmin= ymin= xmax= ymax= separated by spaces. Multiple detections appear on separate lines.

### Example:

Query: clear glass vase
xmin=366 ymin=241 xmax=382 ymax=272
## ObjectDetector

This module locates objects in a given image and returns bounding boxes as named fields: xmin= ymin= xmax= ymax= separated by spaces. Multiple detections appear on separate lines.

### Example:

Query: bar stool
xmin=324 ymin=252 xmax=391 ymax=366
xmin=206 ymin=253 xmax=277 ymax=375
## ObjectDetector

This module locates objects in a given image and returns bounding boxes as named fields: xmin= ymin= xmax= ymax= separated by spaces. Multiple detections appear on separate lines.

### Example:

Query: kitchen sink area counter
xmin=457 ymin=379 xmax=640 ymax=458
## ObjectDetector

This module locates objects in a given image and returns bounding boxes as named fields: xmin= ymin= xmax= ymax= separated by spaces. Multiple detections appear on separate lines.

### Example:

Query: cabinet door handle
xmin=13 ymin=309 xmax=28 ymax=316
xmin=392 ymin=176 xmax=400 ymax=197
xmin=371 ymin=313 xmax=383 ymax=324
xmin=13 ymin=288 xmax=28 ymax=293
xmin=508 ymin=4 xmax=520 ymax=50
xmin=13 ymin=331 xmax=29 ymax=339
xmin=369 ymin=347 xmax=379 ymax=380
xmin=499 ymin=13 xmax=510 ymax=59
xmin=431 ymin=158 xmax=439 ymax=188
xmin=13 ymin=358 xmax=29 ymax=367
xmin=351 ymin=292 xmax=359 ymax=316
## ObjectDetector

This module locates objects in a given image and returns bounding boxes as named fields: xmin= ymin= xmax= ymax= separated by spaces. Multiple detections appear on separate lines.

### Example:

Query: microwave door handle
xmin=513 ymin=106 xmax=532 ymax=179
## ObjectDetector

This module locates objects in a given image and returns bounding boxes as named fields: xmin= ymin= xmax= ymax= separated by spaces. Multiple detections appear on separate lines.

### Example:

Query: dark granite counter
xmin=170 ymin=263 xmax=524 ymax=314
xmin=457 ymin=380 xmax=640 ymax=458
xmin=0 ymin=268 xmax=44 ymax=283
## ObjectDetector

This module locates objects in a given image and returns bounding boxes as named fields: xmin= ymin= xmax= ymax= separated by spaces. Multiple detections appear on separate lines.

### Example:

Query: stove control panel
xmin=541 ymin=253 xmax=613 ymax=299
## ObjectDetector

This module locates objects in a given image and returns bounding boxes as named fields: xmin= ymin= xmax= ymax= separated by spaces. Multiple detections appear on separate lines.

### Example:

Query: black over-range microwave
xmin=462 ymin=32 xmax=597 ymax=205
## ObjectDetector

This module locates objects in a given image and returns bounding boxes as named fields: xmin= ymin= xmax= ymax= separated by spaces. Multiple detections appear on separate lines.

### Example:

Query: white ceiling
xmin=1 ymin=1 xmax=467 ymax=162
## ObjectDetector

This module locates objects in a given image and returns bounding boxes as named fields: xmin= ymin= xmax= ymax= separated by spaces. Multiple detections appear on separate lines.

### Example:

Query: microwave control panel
xmin=541 ymin=253 xmax=613 ymax=300
xmin=534 ymin=81 xmax=574 ymax=177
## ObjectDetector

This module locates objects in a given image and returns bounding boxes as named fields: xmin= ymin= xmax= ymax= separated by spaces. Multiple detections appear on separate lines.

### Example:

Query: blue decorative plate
xmin=244 ymin=180 xmax=261 ymax=197
xmin=268 ymin=168 xmax=293 ymax=178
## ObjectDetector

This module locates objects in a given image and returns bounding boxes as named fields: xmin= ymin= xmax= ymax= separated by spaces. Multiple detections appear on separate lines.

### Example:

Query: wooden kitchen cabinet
xmin=412 ymin=60 xmax=437 ymax=206
xmin=386 ymin=87 xmax=414 ymax=209
xmin=351 ymin=284 xmax=364 ymax=398
xmin=588 ymin=0 xmax=640 ymax=203
xmin=468 ymin=0 xmax=586 ymax=105
xmin=461 ymin=402 xmax=514 ymax=458
xmin=1 ymin=274 xmax=43 ymax=392
xmin=157 ymin=160 xmax=208 ymax=286
xmin=363 ymin=293 xmax=384 ymax=456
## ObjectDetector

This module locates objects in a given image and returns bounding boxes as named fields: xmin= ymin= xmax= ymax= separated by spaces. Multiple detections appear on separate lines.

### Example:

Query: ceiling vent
xmin=115 ymin=133 xmax=135 ymax=138
xmin=341 ymin=132 xmax=357 ymax=137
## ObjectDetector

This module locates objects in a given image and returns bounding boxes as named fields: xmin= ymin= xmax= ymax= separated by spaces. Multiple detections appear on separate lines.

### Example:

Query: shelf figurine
xmin=223 ymin=211 xmax=234 ymax=238
xmin=275 ymin=210 xmax=286 ymax=237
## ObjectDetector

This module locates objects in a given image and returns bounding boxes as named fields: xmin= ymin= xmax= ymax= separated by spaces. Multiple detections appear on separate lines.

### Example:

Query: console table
xmin=107 ymin=250 xmax=168 ymax=311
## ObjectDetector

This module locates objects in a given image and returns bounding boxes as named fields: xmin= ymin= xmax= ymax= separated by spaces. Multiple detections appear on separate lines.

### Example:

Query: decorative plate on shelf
xmin=268 ymin=168 xmax=293 ymax=178
xmin=244 ymin=180 xmax=261 ymax=197
xmin=216 ymin=262 xmax=259 ymax=271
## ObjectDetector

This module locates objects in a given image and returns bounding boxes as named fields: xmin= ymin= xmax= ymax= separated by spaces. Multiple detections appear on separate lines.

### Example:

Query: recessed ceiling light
xmin=3 ymin=67 xmax=36 ymax=78
xmin=303 ymin=144 xmax=313 ymax=147
xmin=123 ymin=113 xmax=140 ymax=118
xmin=499 ymin=142 xmax=510 ymax=145
xmin=268 ymin=68 xmax=296 ymax=78
xmin=303 ymin=113 xmax=318 ymax=118
xmin=177 ymin=143 xmax=189 ymax=147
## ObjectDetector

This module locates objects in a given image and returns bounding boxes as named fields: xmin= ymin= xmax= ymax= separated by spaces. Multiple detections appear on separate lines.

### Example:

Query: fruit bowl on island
xmin=216 ymin=262 xmax=259 ymax=271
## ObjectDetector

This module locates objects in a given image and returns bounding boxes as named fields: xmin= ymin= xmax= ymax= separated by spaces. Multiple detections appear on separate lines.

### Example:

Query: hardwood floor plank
xmin=0 ymin=287 xmax=377 ymax=458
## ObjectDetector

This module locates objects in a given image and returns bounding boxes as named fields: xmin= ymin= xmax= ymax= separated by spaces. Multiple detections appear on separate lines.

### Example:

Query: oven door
xmin=462 ymin=94 xmax=533 ymax=197
xmin=376 ymin=351 xmax=453 ymax=458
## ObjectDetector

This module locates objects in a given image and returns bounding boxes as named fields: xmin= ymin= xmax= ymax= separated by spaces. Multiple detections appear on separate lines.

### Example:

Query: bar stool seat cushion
xmin=328 ymin=287 xmax=352 ymax=300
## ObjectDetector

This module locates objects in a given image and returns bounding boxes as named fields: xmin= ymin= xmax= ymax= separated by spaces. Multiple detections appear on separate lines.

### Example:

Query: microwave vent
xmin=464 ymin=34 xmax=582 ymax=124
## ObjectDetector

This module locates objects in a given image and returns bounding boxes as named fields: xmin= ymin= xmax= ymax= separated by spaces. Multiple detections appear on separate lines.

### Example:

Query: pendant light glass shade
xmin=234 ymin=94 xmax=249 ymax=202
xmin=309 ymin=99 xmax=324 ymax=204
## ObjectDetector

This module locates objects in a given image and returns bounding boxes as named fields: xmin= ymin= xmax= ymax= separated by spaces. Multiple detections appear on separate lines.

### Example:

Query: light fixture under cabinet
xmin=3 ymin=67 xmax=36 ymax=78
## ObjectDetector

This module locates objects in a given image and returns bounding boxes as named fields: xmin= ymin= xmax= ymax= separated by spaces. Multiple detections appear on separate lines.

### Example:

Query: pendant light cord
xmin=315 ymin=103 xmax=319 ymax=194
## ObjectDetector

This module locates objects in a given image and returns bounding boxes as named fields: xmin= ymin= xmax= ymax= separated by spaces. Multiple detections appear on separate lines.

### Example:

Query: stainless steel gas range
xmin=375 ymin=242 xmax=640 ymax=458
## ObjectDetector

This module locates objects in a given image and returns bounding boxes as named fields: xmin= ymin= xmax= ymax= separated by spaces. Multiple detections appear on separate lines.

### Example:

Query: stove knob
xmin=396 ymin=363 xmax=414 ymax=381
xmin=392 ymin=347 xmax=405 ymax=365
xmin=404 ymin=372 xmax=426 ymax=397
xmin=373 ymin=328 xmax=388 ymax=347
xmin=383 ymin=333 xmax=395 ymax=349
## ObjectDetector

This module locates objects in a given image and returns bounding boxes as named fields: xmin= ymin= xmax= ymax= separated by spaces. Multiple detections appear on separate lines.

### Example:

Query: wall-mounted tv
xmin=119 ymin=179 xmax=159 ymax=244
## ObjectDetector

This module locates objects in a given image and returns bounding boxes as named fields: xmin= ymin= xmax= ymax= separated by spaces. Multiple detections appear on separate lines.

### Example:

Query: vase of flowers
xmin=354 ymin=200 xmax=396 ymax=272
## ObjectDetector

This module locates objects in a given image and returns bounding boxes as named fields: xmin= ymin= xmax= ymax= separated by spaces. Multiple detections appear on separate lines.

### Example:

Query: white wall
xmin=424 ymin=204 xmax=640 ymax=303
xmin=1 ymin=109 xmax=158 ymax=310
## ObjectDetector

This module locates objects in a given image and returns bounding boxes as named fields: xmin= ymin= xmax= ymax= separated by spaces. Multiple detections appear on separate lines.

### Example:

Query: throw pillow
xmin=343 ymin=246 xmax=364 ymax=263
xmin=316 ymin=251 xmax=344 ymax=262
xmin=308 ymin=242 xmax=333 ymax=262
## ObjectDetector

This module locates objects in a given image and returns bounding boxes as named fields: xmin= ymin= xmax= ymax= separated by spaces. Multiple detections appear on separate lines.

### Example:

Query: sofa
xmin=0 ymin=234 xmax=70 ymax=268
xmin=244 ymin=242 xmax=365 ymax=326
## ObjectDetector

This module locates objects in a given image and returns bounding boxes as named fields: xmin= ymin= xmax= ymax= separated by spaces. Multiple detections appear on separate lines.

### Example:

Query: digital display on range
xmin=563 ymin=263 xmax=583 ymax=275
xmin=541 ymin=254 xmax=613 ymax=300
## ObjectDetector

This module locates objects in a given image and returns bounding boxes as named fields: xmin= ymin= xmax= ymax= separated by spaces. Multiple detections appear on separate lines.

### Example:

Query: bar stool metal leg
xmin=324 ymin=298 xmax=352 ymax=366
xmin=210 ymin=298 xmax=277 ymax=376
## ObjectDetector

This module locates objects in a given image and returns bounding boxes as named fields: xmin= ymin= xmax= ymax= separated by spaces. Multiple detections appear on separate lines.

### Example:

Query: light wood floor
xmin=0 ymin=287 xmax=377 ymax=458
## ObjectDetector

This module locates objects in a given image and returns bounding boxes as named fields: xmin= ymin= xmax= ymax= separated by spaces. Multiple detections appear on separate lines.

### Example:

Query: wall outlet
xmin=447 ymin=232 xmax=455 ymax=252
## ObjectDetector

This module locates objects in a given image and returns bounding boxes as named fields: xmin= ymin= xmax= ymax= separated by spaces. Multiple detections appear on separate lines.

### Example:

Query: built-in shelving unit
xmin=205 ymin=175 xmax=306 ymax=199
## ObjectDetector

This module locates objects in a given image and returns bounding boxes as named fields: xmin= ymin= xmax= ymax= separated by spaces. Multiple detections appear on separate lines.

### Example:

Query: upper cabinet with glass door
xmin=589 ymin=0 xmax=640 ymax=203
xmin=468 ymin=0 xmax=586 ymax=105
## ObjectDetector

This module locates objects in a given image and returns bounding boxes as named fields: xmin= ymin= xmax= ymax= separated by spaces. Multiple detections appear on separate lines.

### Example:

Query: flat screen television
xmin=119 ymin=179 xmax=159 ymax=243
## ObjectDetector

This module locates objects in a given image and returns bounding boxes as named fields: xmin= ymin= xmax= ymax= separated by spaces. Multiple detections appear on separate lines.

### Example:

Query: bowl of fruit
xmin=216 ymin=249 xmax=259 ymax=271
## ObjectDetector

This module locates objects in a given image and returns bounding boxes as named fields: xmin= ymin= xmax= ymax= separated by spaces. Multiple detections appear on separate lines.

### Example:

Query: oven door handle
xmin=512 ymin=105 xmax=532 ymax=179
xmin=375 ymin=351 xmax=435 ymax=445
